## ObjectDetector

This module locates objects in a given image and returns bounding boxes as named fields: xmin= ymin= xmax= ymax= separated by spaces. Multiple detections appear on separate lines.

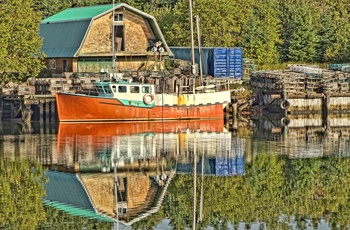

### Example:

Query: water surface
xmin=1 ymin=115 xmax=350 ymax=229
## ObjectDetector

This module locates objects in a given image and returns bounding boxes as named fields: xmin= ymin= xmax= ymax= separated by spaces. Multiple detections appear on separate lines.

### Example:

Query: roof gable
xmin=42 ymin=4 xmax=120 ymax=23
xmin=40 ymin=3 xmax=173 ymax=58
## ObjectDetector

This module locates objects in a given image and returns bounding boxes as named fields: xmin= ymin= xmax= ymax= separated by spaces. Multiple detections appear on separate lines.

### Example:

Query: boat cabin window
xmin=95 ymin=85 xmax=104 ymax=94
xmin=112 ymin=86 xmax=116 ymax=92
xmin=130 ymin=86 xmax=140 ymax=93
xmin=118 ymin=86 xmax=127 ymax=93
xmin=103 ymin=85 xmax=112 ymax=94
xmin=142 ymin=86 xmax=152 ymax=93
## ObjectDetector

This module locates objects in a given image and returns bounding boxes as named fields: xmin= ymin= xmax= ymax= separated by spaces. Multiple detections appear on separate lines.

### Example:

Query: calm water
xmin=1 ymin=114 xmax=350 ymax=229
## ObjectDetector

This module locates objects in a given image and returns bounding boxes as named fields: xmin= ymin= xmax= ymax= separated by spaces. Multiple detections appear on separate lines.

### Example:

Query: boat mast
xmin=196 ymin=15 xmax=203 ymax=85
xmin=188 ymin=0 xmax=195 ymax=75
xmin=112 ymin=0 xmax=116 ymax=78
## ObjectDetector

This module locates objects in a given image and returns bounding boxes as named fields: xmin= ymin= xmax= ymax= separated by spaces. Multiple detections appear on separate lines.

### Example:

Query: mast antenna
xmin=112 ymin=0 xmax=116 ymax=78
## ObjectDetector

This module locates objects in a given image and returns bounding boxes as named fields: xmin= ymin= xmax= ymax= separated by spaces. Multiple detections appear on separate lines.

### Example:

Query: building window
xmin=49 ymin=59 xmax=56 ymax=69
xmin=114 ymin=13 xmax=123 ymax=22
xmin=114 ymin=25 xmax=124 ymax=51
xmin=63 ymin=60 xmax=68 ymax=72
xmin=118 ymin=208 xmax=127 ymax=215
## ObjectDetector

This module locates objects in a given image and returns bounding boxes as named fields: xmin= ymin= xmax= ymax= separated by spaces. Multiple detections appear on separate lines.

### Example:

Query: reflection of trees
xmin=131 ymin=154 xmax=350 ymax=229
xmin=37 ymin=206 xmax=112 ymax=229
xmin=0 ymin=159 xmax=46 ymax=229
xmin=131 ymin=207 xmax=166 ymax=230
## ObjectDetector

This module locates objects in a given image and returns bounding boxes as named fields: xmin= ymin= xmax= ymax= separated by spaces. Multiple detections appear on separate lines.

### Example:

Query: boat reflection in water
xmin=44 ymin=119 xmax=245 ymax=226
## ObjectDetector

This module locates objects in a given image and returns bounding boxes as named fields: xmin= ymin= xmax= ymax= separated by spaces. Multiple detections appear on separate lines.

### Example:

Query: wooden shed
xmin=39 ymin=3 xmax=173 ymax=76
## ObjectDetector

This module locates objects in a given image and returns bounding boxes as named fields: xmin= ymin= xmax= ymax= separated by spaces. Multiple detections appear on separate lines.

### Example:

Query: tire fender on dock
xmin=281 ymin=117 xmax=290 ymax=127
xmin=280 ymin=100 xmax=290 ymax=110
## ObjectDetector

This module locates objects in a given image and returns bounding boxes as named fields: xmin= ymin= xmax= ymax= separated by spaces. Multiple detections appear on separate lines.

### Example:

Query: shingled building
xmin=39 ymin=3 xmax=173 ymax=76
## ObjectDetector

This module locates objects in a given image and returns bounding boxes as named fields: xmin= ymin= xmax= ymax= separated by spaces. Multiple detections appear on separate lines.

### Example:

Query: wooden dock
xmin=250 ymin=65 xmax=350 ymax=115
xmin=0 ymin=94 xmax=57 ymax=123
xmin=0 ymin=73 xmax=247 ymax=124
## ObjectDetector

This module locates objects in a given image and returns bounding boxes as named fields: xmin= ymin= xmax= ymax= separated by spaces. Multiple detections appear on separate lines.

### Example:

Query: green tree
xmin=0 ymin=0 xmax=45 ymax=83
xmin=279 ymin=0 xmax=318 ymax=62
xmin=153 ymin=0 xmax=252 ymax=47
xmin=240 ymin=0 xmax=282 ymax=66
xmin=316 ymin=5 xmax=335 ymax=62
xmin=191 ymin=0 xmax=249 ymax=47
xmin=322 ymin=0 xmax=350 ymax=63
xmin=153 ymin=0 xmax=189 ymax=46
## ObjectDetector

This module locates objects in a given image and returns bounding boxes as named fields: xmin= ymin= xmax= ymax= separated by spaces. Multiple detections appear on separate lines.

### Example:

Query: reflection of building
xmin=43 ymin=171 xmax=115 ymax=222
xmin=44 ymin=169 xmax=175 ymax=225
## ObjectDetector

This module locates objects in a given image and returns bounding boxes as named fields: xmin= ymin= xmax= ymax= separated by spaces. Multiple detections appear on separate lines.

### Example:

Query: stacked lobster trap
xmin=250 ymin=64 xmax=350 ymax=95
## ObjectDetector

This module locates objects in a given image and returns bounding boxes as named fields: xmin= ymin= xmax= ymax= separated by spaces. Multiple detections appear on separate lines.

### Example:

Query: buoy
xmin=143 ymin=94 xmax=155 ymax=105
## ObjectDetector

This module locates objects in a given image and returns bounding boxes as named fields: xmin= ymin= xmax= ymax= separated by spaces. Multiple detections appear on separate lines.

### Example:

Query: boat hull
xmin=56 ymin=92 xmax=228 ymax=122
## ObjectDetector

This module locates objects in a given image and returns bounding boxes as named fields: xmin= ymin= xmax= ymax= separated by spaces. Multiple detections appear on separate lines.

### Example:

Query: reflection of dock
xmin=257 ymin=113 xmax=350 ymax=158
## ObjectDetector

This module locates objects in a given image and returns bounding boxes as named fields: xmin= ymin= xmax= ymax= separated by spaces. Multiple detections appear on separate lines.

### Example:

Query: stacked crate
xmin=283 ymin=72 xmax=305 ymax=94
xmin=319 ymin=71 xmax=337 ymax=93
xmin=250 ymin=64 xmax=350 ymax=96
xmin=17 ymin=85 xmax=35 ymax=96
xmin=337 ymin=72 xmax=349 ymax=93
xmin=34 ymin=79 xmax=51 ymax=94
xmin=341 ymin=66 xmax=350 ymax=73
xmin=327 ymin=63 xmax=350 ymax=71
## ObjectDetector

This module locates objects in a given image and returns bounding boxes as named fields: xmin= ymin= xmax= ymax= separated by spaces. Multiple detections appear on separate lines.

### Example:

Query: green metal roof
xmin=42 ymin=4 xmax=119 ymax=23
xmin=39 ymin=3 xmax=173 ymax=58
xmin=40 ymin=20 xmax=90 ymax=57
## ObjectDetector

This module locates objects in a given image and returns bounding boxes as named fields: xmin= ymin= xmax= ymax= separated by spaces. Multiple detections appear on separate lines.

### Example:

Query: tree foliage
xmin=0 ymin=0 xmax=45 ymax=83
xmin=2 ymin=0 xmax=350 ymax=82
xmin=37 ymin=206 xmax=112 ymax=230
xmin=322 ymin=0 xmax=350 ymax=63
xmin=281 ymin=0 xmax=318 ymax=62
xmin=241 ymin=0 xmax=282 ymax=65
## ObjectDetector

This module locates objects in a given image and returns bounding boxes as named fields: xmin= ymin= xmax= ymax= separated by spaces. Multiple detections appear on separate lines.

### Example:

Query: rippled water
xmin=1 ymin=114 xmax=350 ymax=229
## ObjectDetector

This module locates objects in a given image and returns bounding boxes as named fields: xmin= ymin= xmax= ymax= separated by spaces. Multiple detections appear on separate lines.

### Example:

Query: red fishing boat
xmin=56 ymin=80 xmax=231 ymax=122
